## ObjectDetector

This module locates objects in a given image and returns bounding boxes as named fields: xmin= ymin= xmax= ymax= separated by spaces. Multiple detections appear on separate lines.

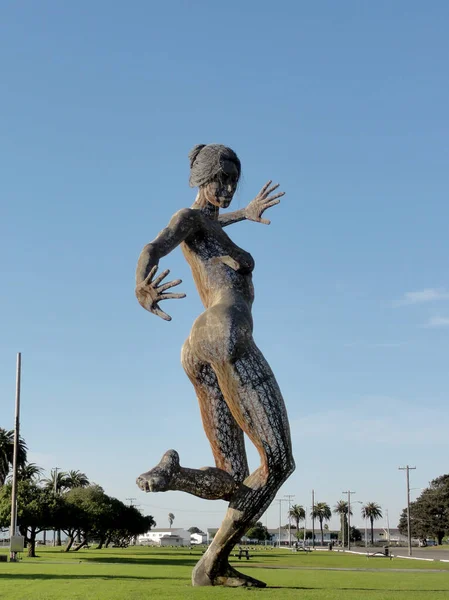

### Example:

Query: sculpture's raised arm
xmin=135 ymin=208 xmax=198 ymax=320
xmin=219 ymin=181 xmax=285 ymax=228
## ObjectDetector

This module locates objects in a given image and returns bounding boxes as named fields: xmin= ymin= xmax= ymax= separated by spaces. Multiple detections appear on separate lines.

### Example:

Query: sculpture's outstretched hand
xmin=135 ymin=266 xmax=186 ymax=321
xmin=245 ymin=181 xmax=285 ymax=225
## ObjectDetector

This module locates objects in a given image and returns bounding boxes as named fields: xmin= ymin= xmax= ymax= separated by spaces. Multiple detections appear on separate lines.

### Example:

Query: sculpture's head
xmin=189 ymin=144 xmax=241 ymax=209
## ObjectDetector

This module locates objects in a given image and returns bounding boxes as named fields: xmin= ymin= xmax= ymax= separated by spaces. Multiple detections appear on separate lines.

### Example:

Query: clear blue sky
xmin=1 ymin=1 xmax=448 ymax=533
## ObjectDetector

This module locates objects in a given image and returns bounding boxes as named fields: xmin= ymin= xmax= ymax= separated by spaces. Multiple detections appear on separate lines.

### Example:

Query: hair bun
xmin=188 ymin=144 xmax=206 ymax=168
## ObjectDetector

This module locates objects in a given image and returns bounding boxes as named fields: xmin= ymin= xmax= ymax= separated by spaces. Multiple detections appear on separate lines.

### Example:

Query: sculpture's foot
xmin=136 ymin=449 xmax=180 ymax=492
xmin=192 ymin=556 xmax=266 ymax=588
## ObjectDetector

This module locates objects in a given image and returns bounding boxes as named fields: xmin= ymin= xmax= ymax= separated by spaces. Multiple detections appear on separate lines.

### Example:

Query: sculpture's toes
xmin=192 ymin=557 xmax=266 ymax=588
xmin=136 ymin=476 xmax=151 ymax=492
xmin=136 ymin=449 xmax=180 ymax=493
xmin=216 ymin=565 xmax=266 ymax=588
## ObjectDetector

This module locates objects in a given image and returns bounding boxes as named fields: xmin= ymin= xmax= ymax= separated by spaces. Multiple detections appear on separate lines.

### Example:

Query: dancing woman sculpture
xmin=135 ymin=144 xmax=295 ymax=587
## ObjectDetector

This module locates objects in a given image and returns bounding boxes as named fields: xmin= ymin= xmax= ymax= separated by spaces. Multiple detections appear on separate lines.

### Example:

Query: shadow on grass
xmin=270 ymin=588 xmax=447 ymax=593
xmin=81 ymin=556 xmax=197 ymax=567
xmin=0 ymin=574 xmax=186 ymax=581
xmin=0 ymin=576 xmax=445 ymax=592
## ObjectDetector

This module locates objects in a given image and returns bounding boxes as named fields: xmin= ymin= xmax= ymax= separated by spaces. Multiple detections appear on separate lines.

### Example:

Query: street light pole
xmin=399 ymin=465 xmax=416 ymax=556
xmin=386 ymin=508 xmax=390 ymax=544
xmin=9 ymin=353 xmax=21 ymax=562
xmin=276 ymin=498 xmax=288 ymax=548
xmin=342 ymin=491 xmax=355 ymax=550
xmin=311 ymin=489 xmax=315 ymax=549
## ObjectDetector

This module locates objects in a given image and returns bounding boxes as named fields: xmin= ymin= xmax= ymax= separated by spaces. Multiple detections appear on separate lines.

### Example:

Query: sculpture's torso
xmin=181 ymin=212 xmax=255 ymax=310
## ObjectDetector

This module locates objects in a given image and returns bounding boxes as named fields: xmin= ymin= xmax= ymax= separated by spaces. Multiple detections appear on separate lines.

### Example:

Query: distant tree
xmin=0 ymin=428 xmax=27 ymax=486
xmin=333 ymin=500 xmax=353 ymax=544
xmin=188 ymin=526 xmax=204 ymax=534
xmin=0 ymin=481 xmax=64 ymax=557
xmin=398 ymin=475 xmax=449 ymax=545
xmin=7 ymin=462 xmax=43 ymax=484
xmin=102 ymin=502 xmax=156 ymax=549
xmin=245 ymin=521 xmax=270 ymax=542
xmin=64 ymin=470 xmax=90 ymax=489
xmin=288 ymin=504 xmax=306 ymax=531
xmin=62 ymin=484 xmax=110 ymax=551
xmin=42 ymin=470 xmax=68 ymax=494
xmin=311 ymin=502 xmax=332 ymax=546
xmin=361 ymin=502 xmax=383 ymax=545
xmin=350 ymin=526 xmax=362 ymax=542
xmin=168 ymin=512 xmax=175 ymax=528
xmin=296 ymin=529 xmax=313 ymax=541
xmin=42 ymin=469 xmax=69 ymax=545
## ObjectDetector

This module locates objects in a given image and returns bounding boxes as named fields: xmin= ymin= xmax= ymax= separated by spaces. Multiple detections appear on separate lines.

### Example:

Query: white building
xmin=358 ymin=527 xmax=409 ymax=545
xmin=138 ymin=528 xmax=191 ymax=546
xmin=190 ymin=532 xmax=207 ymax=545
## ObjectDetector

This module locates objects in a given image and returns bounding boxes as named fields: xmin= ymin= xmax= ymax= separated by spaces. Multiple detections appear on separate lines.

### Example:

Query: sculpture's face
xmin=204 ymin=160 xmax=239 ymax=209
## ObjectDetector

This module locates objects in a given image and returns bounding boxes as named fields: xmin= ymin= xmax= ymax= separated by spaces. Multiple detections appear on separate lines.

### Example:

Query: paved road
xmin=347 ymin=547 xmax=449 ymax=562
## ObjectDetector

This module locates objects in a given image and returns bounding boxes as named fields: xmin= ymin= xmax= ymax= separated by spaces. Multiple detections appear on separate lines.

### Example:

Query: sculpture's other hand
xmin=245 ymin=181 xmax=285 ymax=225
xmin=135 ymin=266 xmax=186 ymax=321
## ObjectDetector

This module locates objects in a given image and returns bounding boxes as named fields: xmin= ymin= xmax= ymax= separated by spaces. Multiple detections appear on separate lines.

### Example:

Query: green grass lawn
xmin=0 ymin=546 xmax=448 ymax=599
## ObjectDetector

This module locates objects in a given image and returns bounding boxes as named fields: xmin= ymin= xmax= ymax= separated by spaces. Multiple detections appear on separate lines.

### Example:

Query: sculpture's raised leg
xmin=136 ymin=449 xmax=239 ymax=500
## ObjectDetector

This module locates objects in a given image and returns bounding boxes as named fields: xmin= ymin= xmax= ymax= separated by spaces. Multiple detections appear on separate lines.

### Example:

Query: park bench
xmin=367 ymin=546 xmax=392 ymax=560
xmin=234 ymin=548 xmax=251 ymax=560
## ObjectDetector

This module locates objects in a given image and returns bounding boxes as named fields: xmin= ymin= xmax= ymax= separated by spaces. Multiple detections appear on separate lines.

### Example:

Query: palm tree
xmin=361 ymin=502 xmax=383 ymax=545
xmin=333 ymin=500 xmax=352 ymax=545
xmin=63 ymin=470 xmax=89 ymax=543
xmin=168 ymin=512 xmax=175 ymax=529
xmin=311 ymin=502 xmax=331 ymax=546
xmin=288 ymin=504 xmax=306 ymax=530
xmin=64 ymin=470 xmax=89 ymax=489
xmin=42 ymin=469 xmax=68 ymax=546
xmin=0 ymin=428 xmax=27 ymax=486
xmin=17 ymin=462 xmax=43 ymax=483
xmin=42 ymin=470 xmax=68 ymax=494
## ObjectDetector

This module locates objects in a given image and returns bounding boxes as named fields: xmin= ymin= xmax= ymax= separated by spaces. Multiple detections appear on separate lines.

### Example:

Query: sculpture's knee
xmin=266 ymin=450 xmax=295 ymax=487
xmin=285 ymin=454 xmax=296 ymax=479
xmin=181 ymin=338 xmax=199 ymax=378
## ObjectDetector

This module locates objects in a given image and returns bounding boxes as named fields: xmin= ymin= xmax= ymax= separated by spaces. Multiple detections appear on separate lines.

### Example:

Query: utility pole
xmin=303 ymin=506 xmax=307 ymax=546
xmin=284 ymin=494 xmax=295 ymax=547
xmin=342 ymin=491 xmax=355 ymax=550
xmin=275 ymin=498 xmax=288 ymax=548
xmin=9 ymin=353 xmax=21 ymax=562
xmin=399 ymin=466 xmax=416 ymax=556
xmin=126 ymin=499 xmax=140 ymax=545
xmin=311 ymin=489 xmax=315 ymax=549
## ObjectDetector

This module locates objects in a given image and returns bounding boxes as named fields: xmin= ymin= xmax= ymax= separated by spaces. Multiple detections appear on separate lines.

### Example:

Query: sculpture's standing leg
xmin=192 ymin=340 xmax=295 ymax=587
